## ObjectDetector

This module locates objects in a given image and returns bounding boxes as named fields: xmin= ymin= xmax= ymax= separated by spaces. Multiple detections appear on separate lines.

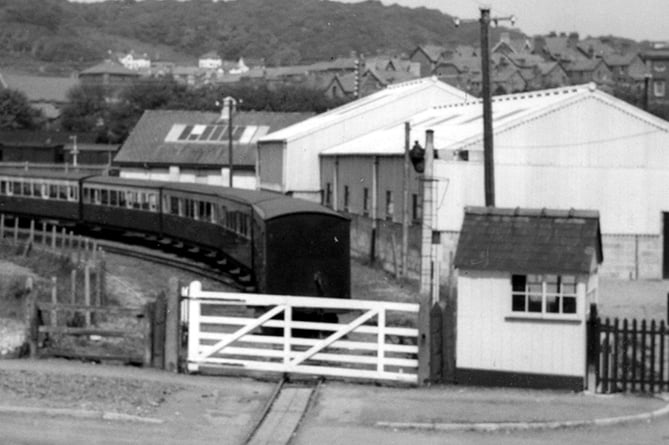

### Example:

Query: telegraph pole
xmin=479 ymin=7 xmax=495 ymax=207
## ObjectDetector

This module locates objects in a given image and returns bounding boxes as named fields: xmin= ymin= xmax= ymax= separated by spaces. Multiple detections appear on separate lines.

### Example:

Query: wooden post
xmin=51 ymin=277 xmax=58 ymax=327
xmin=84 ymin=265 xmax=91 ymax=325
xmin=96 ymin=256 xmax=107 ymax=306
xmin=41 ymin=221 xmax=47 ymax=246
xmin=14 ymin=216 xmax=19 ymax=243
xmin=417 ymin=298 xmax=431 ymax=386
xmin=152 ymin=295 xmax=167 ymax=369
xmin=23 ymin=277 xmax=39 ymax=358
xmin=77 ymin=235 xmax=83 ymax=264
xmin=29 ymin=219 xmax=35 ymax=244
xmin=95 ymin=260 xmax=103 ymax=306
xmin=61 ymin=227 xmax=66 ymax=249
xmin=92 ymin=241 xmax=98 ymax=262
xmin=164 ymin=277 xmax=181 ymax=372
xmin=51 ymin=225 xmax=56 ymax=249
xmin=0 ymin=213 xmax=4 ymax=241
xmin=143 ymin=302 xmax=155 ymax=367
xmin=401 ymin=121 xmax=410 ymax=278
xmin=70 ymin=269 xmax=77 ymax=304
xmin=442 ymin=294 xmax=457 ymax=384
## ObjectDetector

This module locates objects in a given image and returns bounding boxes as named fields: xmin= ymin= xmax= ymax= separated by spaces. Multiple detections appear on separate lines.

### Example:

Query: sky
xmin=338 ymin=0 xmax=667 ymax=42
xmin=68 ymin=0 xmax=668 ymax=42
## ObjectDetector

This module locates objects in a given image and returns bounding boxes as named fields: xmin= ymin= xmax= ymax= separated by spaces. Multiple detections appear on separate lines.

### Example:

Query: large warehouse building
xmin=317 ymin=83 xmax=669 ymax=280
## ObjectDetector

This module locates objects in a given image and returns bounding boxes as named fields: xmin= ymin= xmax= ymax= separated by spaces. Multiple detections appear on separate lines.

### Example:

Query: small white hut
xmin=453 ymin=207 xmax=603 ymax=391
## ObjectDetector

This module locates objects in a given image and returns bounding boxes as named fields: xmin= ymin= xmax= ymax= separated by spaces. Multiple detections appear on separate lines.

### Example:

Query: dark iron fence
xmin=594 ymin=317 xmax=668 ymax=393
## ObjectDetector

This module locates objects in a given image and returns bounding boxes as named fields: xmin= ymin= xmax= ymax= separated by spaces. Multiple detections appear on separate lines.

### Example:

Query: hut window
xmin=512 ymin=274 xmax=577 ymax=315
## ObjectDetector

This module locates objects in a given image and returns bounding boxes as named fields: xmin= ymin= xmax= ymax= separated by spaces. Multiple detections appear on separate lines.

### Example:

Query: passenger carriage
xmin=81 ymin=176 xmax=162 ymax=235
xmin=0 ymin=168 xmax=89 ymax=222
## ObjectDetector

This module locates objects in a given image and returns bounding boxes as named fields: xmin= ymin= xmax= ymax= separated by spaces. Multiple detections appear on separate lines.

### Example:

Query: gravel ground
xmin=0 ymin=368 xmax=184 ymax=416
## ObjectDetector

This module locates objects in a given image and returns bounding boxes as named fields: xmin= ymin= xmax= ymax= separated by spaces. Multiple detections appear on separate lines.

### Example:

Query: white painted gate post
xmin=187 ymin=282 xmax=202 ymax=372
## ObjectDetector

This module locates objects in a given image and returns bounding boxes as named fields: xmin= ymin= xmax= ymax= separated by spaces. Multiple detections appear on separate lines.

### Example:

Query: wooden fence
xmin=594 ymin=317 xmax=669 ymax=393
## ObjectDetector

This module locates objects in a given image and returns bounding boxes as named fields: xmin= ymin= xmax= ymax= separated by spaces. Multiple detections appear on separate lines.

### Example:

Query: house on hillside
xmin=641 ymin=48 xmax=669 ymax=107
xmin=257 ymin=77 xmax=469 ymax=202
xmin=604 ymin=53 xmax=647 ymax=85
xmin=409 ymin=45 xmax=447 ymax=76
xmin=198 ymin=51 xmax=223 ymax=69
xmin=315 ymin=83 xmax=669 ymax=281
xmin=491 ymin=32 xmax=533 ymax=56
xmin=454 ymin=207 xmax=602 ymax=390
xmin=78 ymin=60 xmax=141 ymax=100
xmin=119 ymin=51 xmax=151 ymax=71
xmin=114 ymin=109 xmax=313 ymax=188
xmin=563 ymin=59 xmax=612 ymax=86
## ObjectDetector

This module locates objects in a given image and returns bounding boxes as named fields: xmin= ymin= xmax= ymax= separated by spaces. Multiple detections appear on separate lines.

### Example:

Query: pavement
xmin=0 ymin=359 xmax=667 ymax=443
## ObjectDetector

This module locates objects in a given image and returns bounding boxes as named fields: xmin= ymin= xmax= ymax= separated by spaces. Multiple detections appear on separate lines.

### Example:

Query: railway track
xmin=96 ymin=239 xmax=246 ymax=289
xmin=244 ymin=377 xmax=321 ymax=445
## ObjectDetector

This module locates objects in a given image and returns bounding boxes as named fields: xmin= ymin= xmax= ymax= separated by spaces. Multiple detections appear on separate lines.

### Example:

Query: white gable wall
xmin=437 ymin=94 xmax=669 ymax=235
xmin=259 ymin=79 xmax=467 ymax=201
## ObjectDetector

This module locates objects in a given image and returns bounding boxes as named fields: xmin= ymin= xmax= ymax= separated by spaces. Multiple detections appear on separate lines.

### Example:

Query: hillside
xmin=0 ymin=0 xmax=521 ymax=73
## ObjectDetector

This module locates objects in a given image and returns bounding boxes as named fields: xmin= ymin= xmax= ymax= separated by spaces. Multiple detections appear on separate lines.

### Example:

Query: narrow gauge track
xmin=244 ymin=377 xmax=322 ymax=445
xmin=95 ymin=239 xmax=249 ymax=290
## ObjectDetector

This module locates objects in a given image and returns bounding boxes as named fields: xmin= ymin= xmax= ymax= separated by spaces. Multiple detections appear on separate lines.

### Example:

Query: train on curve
xmin=0 ymin=168 xmax=350 ymax=299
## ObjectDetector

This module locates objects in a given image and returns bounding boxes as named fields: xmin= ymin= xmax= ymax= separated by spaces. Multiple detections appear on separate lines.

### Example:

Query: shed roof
xmin=114 ymin=109 xmax=313 ymax=168
xmin=320 ymin=83 xmax=669 ymax=157
xmin=259 ymin=76 xmax=468 ymax=143
xmin=453 ymin=206 xmax=603 ymax=275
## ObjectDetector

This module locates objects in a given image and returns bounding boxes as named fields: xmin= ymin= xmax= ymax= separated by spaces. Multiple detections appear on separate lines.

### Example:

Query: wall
xmin=456 ymin=270 xmax=587 ymax=380
xmin=264 ymin=80 xmax=466 ymax=200
xmin=119 ymin=168 xmax=256 ymax=189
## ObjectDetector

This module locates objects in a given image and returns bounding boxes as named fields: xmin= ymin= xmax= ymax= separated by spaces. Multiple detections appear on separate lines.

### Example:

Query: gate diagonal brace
xmin=289 ymin=309 xmax=379 ymax=367
xmin=197 ymin=305 xmax=285 ymax=360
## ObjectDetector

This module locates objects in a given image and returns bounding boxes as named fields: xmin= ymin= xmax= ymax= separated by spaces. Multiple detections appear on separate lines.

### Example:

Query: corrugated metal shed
xmin=321 ymin=83 xmax=669 ymax=157
xmin=114 ymin=109 xmax=313 ymax=168
xmin=260 ymin=76 xmax=469 ymax=144
xmin=454 ymin=206 xmax=603 ymax=275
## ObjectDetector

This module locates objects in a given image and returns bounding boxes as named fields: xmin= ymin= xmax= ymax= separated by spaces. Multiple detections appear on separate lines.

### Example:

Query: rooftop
xmin=453 ymin=206 xmax=603 ymax=274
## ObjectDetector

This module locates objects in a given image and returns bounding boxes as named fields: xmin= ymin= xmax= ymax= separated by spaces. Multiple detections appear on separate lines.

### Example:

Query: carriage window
xmin=13 ymin=181 xmax=20 ymax=196
xmin=5 ymin=181 xmax=13 ymax=196
xmin=219 ymin=205 xmax=227 ymax=226
xmin=169 ymin=197 xmax=179 ymax=215
xmin=125 ymin=191 xmax=134 ymax=208
xmin=93 ymin=189 xmax=101 ymax=204
xmin=110 ymin=190 xmax=118 ymax=206
xmin=148 ymin=194 xmax=157 ymax=212
xmin=118 ymin=190 xmax=126 ymax=207
xmin=41 ymin=183 xmax=48 ymax=199
xmin=60 ymin=185 xmax=68 ymax=200
xmin=208 ymin=202 xmax=216 ymax=223
xmin=83 ymin=188 xmax=90 ymax=203
xmin=133 ymin=192 xmax=142 ymax=210
xmin=140 ymin=193 xmax=149 ymax=211
xmin=22 ymin=181 xmax=31 ymax=196
xmin=33 ymin=182 xmax=41 ymax=197
xmin=178 ymin=198 xmax=184 ymax=217
xmin=0 ymin=180 xmax=5 ymax=195
xmin=50 ymin=184 xmax=58 ymax=199
xmin=101 ymin=189 xmax=109 ymax=205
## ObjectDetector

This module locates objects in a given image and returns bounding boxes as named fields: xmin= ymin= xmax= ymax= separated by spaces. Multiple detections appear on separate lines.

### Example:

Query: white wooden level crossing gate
xmin=183 ymin=281 xmax=420 ymax=384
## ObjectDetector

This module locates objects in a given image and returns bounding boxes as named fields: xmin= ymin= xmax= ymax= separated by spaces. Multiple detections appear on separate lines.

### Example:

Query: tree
xmin=0 ymin=88 xmax=42 ymax=130
xmin=60 ymin=84 xmax=110 ymax=140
